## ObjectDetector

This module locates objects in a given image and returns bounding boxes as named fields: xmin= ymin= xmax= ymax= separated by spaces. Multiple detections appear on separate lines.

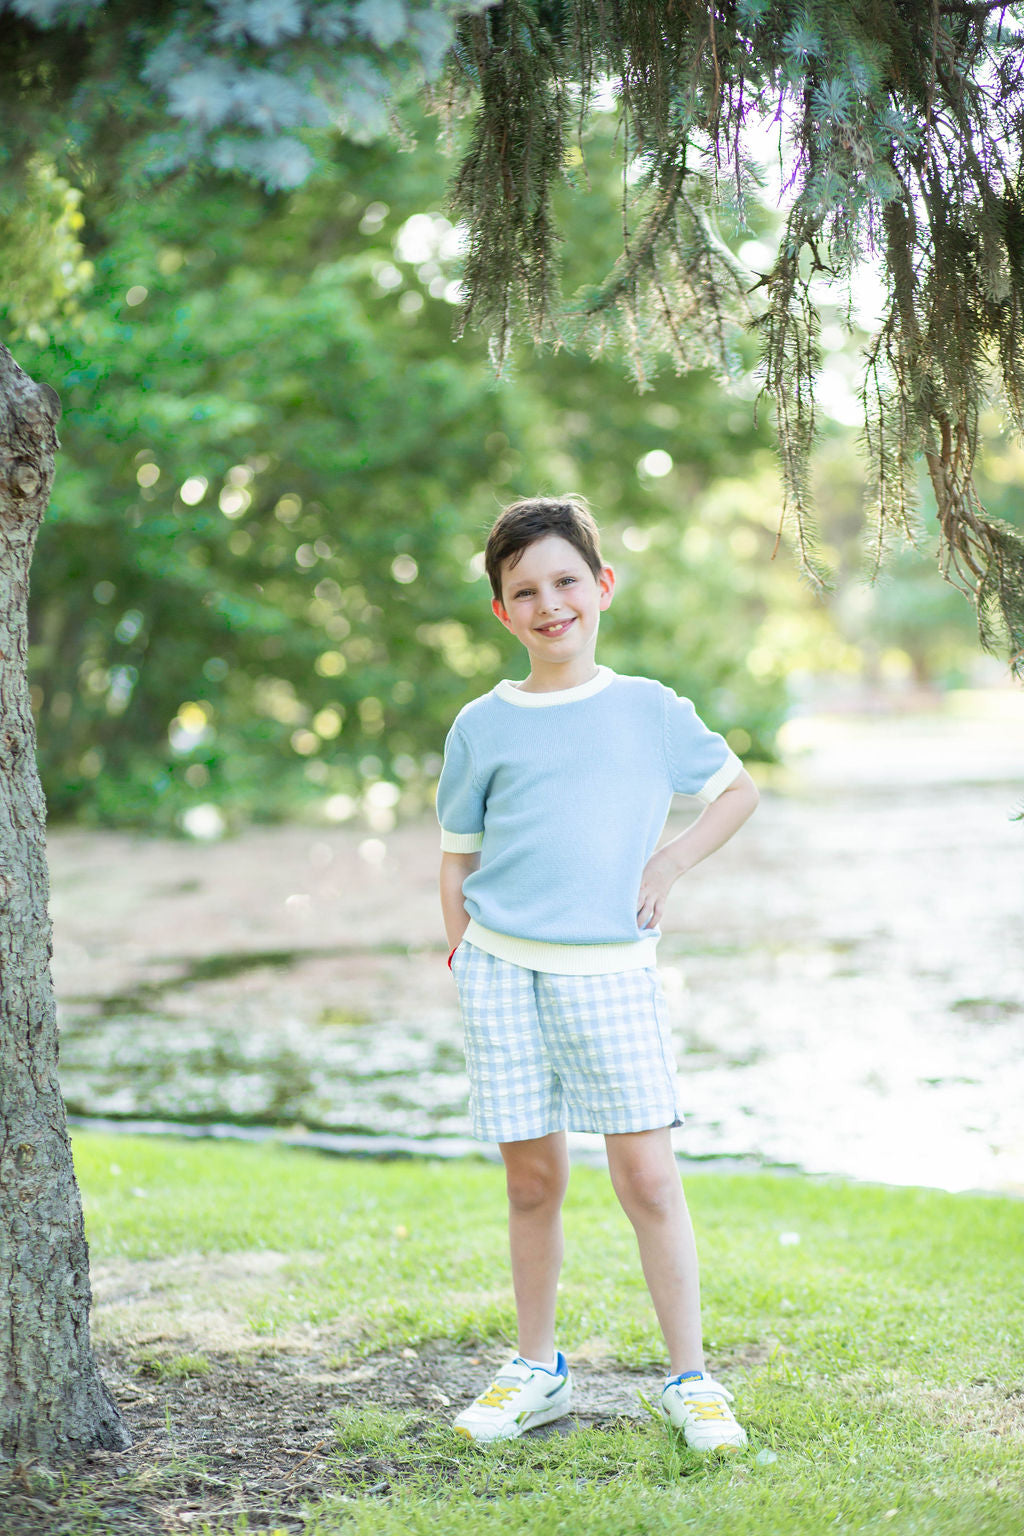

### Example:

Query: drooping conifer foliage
xmin=2 ymin=0 xmax=1023 ymax=662
xmin=446 ymin=1 xmax=1024 ymax=665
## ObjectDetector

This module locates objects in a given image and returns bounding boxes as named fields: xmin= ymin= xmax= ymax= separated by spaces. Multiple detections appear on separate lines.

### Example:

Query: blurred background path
xmin=53 ymin=695 xmax=1022 ymax=1195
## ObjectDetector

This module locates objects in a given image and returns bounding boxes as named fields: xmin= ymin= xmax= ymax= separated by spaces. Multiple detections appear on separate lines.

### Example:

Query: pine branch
xmin=938 ymin=2 xmax=1016 ymax=15
xmin=443 ymin=0 xmax=1024 ymax=665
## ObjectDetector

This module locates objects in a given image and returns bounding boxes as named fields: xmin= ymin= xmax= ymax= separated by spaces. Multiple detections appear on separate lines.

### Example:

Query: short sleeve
xmin=436 ymin=723 xmax=485 ymax=852
xmin=662 ymin=688 xmax=743 ymax=803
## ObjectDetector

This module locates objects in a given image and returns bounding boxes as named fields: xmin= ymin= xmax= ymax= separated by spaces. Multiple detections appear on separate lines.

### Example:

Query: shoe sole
xmin=454 ymin=1392 xmax=573 ymax=1444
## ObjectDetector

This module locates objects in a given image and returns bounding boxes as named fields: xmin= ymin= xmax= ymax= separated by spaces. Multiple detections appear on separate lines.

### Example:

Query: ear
xmin=492 ymin=596 xmax=513 ymax=631
xmin=598 ymin=564 xmax=615 ymax=610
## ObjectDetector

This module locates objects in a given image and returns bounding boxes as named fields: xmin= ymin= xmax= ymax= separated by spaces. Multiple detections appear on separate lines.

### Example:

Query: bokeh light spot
xmin=219 ymin=486 xmax=251 ymax=518
xmin=359 ymin=201 xmax=388 ymax=234
xmin=291 ymin=728 xmax=320 ymax=756
xmin=365 ymin=780 xmax=400 ymax=808
xmin=275 ymin=494 xmax=302 ymax=522
xmin=638 ymin=449 xmax=673 ymax=478
xmin=324 ymin=793 xmax=356 ymax=822
xmin=180 ymin=476 xmax=208 ymax=505
xmin=181 ymin=804 xmax=225 ymax=840
xmin=315 ymin=651 xmax=347 ymax=677
xmin=621 ymin=526 xmax=651 ymax=551
xmin=313 ymin=707 xmax=344 ymax=739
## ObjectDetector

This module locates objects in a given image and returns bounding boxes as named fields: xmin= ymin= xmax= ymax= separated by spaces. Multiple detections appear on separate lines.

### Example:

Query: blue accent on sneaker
xmin=666 ymin=1370 xmax=705 ymax=1386
xmin=513 ymin=1352 xmax=568 ymax=1378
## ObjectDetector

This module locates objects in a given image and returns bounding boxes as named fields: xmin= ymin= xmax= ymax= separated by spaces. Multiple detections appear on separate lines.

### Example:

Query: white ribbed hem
xmin=464 ymin=919 xmax=658 ymax=975
xmin=440 ymin=828 xmax=485 ymax=853
xmin=495 ymin=666 xmax=615 ymax=708
xmin=695 ymin=750 xmax=744 ymax=803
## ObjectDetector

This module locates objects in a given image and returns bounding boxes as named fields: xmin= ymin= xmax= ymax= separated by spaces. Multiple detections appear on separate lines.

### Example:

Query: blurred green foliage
xmin=11 ymin=120 xmax=997 ymax=834
xmin=0 ymin=158 xmax=94 ymax=344
xmin=12 ymin=125 xmax=802 ymax=832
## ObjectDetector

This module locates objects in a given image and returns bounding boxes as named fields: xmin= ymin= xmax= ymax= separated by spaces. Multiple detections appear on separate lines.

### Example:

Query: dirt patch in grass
xmin=2 ymin=1247 xmax=782 ymax=1534
xmin=0 ymin=1339 xmax=664 ymax=1536
xmin=5 ymin=1340 xmax=1022 ymax=1535
xmin=910 ymin=1378 xmax=1024 ymax=1442
xmin=89 ymin=1249 xmax=330 ymax=1353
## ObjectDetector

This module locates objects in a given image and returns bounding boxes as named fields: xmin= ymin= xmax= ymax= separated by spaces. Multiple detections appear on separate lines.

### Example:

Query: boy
xmin=436 ymin=496 xmax=759 ymax=1451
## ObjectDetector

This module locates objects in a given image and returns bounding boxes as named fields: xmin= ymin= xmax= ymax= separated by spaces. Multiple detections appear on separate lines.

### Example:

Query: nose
xmin=537 ymin=587 xmax=563 ymax=614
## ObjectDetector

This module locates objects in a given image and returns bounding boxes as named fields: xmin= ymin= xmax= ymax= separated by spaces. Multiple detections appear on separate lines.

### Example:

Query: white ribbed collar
xmin=494 ymin=666 xmax=616 ymax=708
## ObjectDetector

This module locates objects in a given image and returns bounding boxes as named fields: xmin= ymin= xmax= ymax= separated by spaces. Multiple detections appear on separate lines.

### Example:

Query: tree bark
xmin=0 ymin=342 xmax=130 ymax=1461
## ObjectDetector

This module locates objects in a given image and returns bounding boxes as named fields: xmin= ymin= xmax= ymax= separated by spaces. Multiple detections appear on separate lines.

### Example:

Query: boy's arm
xmin=440 ymin=850 xmax=481 ymax=949
xmin=636 ymin=769 xmax=759 ymax=930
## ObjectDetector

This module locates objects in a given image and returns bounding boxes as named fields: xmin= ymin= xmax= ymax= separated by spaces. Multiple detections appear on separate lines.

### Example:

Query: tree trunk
xmin=0 ymin=342 xmax=130 ymax=1461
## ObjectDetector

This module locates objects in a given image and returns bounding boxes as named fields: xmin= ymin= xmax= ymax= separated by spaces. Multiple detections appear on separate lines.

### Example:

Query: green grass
xmin=306 ymin=1407 xmax=1020 ymax=1536
xmin=134 ymin=1348 xmax=211 ymax=1381
xmin=74 ymin=1132 xmax=1024 ymax=1535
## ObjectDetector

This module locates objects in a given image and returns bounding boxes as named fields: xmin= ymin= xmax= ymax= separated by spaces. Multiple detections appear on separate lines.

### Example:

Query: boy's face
xmin=491 ymin=534 xmax=614 ymax=674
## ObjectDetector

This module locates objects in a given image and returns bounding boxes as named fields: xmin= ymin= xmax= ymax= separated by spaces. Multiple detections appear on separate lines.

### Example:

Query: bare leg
xmin=499 ymin=1132 xmax=570 ymax=1363
xmin=605 ymin=1127 xmax=704 ymax=1375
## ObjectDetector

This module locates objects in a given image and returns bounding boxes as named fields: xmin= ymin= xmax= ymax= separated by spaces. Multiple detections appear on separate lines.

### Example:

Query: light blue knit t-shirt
xmin=436 ymin=667 xmax=742 ymax=974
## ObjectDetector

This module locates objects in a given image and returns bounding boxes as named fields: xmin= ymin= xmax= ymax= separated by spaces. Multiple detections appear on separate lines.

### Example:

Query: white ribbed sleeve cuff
xmin=440 ymin=828 xmax=485 ymax=853
xmin=695 ymin=750 xmax=744 ymax=803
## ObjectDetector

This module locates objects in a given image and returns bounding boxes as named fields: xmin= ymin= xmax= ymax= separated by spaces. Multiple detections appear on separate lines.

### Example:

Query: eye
xmin=557 ymin=576 xmax=577 ymax=586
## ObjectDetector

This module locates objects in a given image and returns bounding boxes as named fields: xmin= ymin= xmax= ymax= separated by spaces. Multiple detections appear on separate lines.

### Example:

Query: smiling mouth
xmin=536 ymin=618 xmax=575 ymax=637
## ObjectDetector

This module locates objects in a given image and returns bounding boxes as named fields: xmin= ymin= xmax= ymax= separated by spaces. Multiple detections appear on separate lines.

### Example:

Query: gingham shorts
xmin=450 ymin=941 xmax=683 ymax=1143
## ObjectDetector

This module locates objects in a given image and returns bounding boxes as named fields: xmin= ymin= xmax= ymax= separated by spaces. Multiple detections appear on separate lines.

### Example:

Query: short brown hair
xmin=484 ymin=496 xmax=603 ymax=602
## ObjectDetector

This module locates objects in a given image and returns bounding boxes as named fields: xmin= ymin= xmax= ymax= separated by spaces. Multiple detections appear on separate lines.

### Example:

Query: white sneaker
xmin=659 ymin=1371 xmax=748 ymax=1452
xmin=453 ymin=1353 xmax=573 ymax=1443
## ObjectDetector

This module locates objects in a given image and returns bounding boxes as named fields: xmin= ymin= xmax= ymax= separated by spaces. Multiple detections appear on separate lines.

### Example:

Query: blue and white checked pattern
xmin=450 ymin=941 xmax=683 ymax=1142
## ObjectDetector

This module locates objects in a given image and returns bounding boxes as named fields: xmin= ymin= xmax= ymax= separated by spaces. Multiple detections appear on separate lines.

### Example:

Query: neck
xmin=518 ymin=658 xmax=601 ymax=694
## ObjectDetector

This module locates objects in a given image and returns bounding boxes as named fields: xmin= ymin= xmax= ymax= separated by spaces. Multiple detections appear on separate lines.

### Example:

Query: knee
xmin=614 ymin=1162 xmax=680 ymax=1221
xmin=505 ymin=1158 xmax=567 ymax=1214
